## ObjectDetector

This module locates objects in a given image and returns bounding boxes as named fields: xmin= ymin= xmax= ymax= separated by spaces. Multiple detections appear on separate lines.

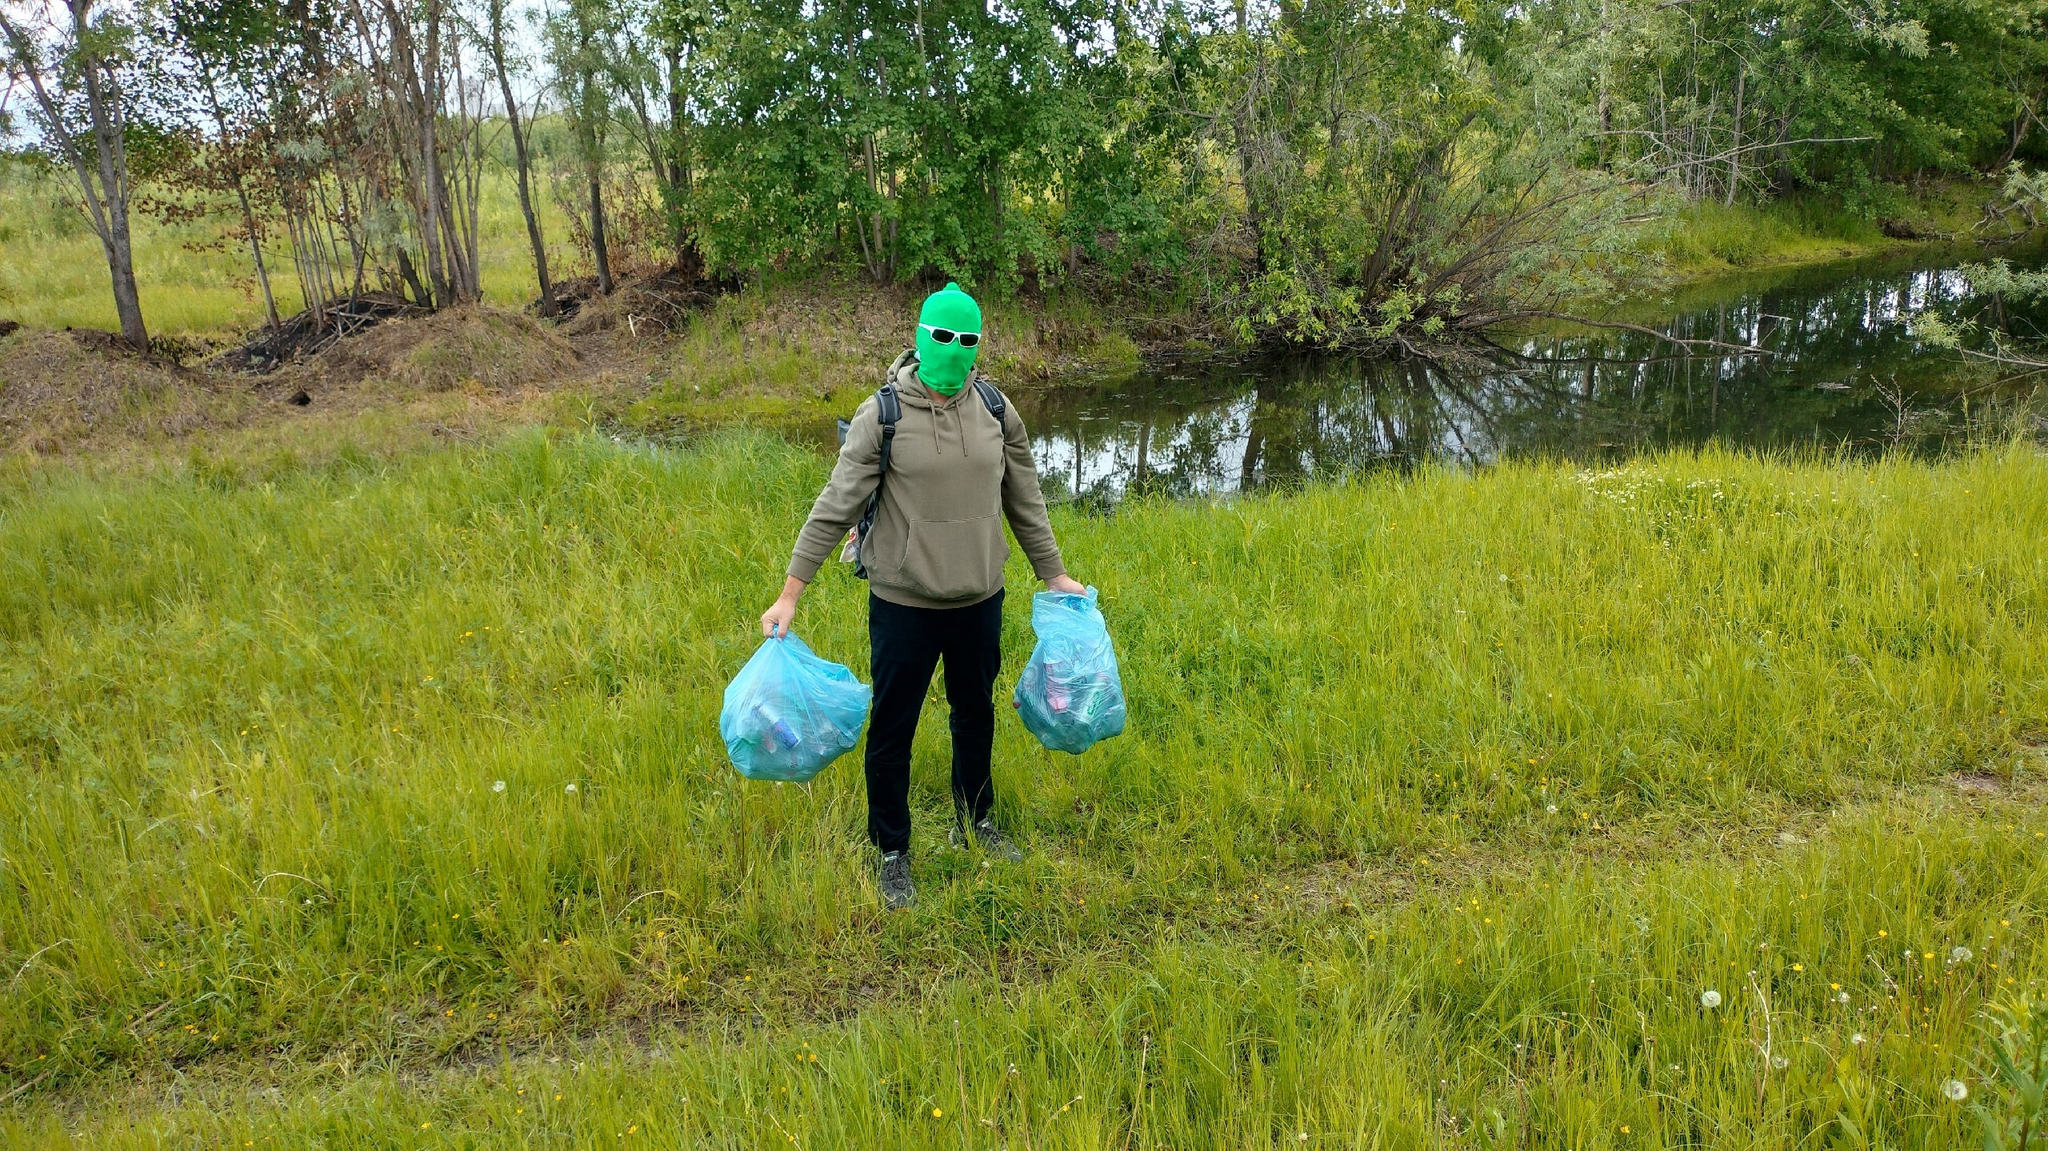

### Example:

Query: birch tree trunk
xmin=0 ymin=1 xmax=149 ymax=349
xmin=487 ymin=0 xmax=556 ymax=315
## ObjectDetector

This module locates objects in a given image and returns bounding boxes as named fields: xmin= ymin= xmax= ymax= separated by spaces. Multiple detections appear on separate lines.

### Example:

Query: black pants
xmin=864 ymin=589 xmax=1004 ymax=854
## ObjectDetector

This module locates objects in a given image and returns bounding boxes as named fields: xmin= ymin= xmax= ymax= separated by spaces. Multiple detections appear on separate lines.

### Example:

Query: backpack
xmin=835 ymin=353 xmax=1007 ymax=580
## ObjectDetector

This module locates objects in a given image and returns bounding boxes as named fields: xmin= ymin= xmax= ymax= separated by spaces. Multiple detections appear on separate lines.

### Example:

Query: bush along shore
xmin=0 ymin=429 xmax=2044 ymax=1144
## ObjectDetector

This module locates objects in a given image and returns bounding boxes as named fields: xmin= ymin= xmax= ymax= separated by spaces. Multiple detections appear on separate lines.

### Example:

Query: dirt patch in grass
xmin=281 ymin=305 xmax=584 ymax=398
xmin=0 ymin=306 xmax=602 ymax=457
xmin=556 ymin=267 xmax=732 ymax=340
xmin=0 ymin=328 xmax=254 ymax=454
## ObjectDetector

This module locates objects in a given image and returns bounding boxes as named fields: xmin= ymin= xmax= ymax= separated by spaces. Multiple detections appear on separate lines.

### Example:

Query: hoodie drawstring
xmin=895 ymin=361 xmax=973 ymax=460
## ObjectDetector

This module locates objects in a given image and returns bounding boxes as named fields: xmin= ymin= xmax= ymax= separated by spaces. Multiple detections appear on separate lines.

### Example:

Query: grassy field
xmin=0 ymin=421 xmax=2045 ymax=1146
xmin=0 ymin=159 xmax=586 ymax=343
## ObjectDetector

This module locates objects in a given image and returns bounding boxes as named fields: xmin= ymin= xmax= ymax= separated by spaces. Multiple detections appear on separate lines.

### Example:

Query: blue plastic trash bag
xmin=1013 ymin=588 xmax=1126 ymax=754
xmin=720 ymin=634 xmax=872 ymax=782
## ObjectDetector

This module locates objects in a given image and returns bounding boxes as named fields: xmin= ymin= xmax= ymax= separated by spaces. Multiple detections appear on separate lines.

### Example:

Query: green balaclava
xmin=914 ymin=282 xmax=983 ymax=396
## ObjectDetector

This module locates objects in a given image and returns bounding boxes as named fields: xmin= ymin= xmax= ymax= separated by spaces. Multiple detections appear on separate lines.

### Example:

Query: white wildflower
xmin=565 ymin=782 xmax=578 ymax=794
xmin=1851 ymin=1033 xmax=1866 ymax=1045
xmin=1772 ymin=1055 xmax=1789 ymax=1070
xmin=492 ymin=780 xmax=506 ymax=793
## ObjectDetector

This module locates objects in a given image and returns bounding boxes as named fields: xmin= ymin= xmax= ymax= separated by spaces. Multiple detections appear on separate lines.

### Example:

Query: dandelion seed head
xmin=492 ymin=780 xmax=507 ymax=793
xmin=1950 ymin=946 xmax=1973 ymax=963
xmin=1851 ymin=1033 xmax=1866 ymax=1044
xmin=1700 ymin=990 xmax=1722 ymax=1008
xmin=1943 ymin=1079 xmax=1969 ymax=1101
xmin=565 ymin=783 xmax=578 ymax=794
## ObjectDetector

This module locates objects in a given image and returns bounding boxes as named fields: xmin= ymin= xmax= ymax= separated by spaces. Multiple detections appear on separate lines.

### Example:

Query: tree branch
xmin=1500 ymin=311 xmax=1775 ymax=355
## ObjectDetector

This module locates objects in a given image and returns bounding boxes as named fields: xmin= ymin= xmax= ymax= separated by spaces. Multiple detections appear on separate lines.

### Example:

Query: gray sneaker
xmin=950 ymin=817 xmax=1025 ymax=863
xmin=878 ymin=850 xmax=916 ymax=911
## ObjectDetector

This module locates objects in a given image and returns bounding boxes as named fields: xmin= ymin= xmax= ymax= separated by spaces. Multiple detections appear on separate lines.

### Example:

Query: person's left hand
xmin=1047 ymin=574 xmax=1087 ymax=595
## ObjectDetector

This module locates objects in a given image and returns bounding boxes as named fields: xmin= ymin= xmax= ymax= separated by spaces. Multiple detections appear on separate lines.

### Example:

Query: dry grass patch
xmin=0 ymin=329 xmax=255 ymax=454
xmin=285 ymin=305 xmax=582 ymax=398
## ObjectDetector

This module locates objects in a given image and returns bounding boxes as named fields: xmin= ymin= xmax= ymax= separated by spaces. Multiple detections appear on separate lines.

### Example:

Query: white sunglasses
xmin=919 ymin=323 xmax=981 ymax=348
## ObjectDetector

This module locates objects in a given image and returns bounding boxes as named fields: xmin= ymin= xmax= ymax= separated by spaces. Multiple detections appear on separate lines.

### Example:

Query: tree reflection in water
xmin=1019 ymin=246 xmax=2047 ymax=502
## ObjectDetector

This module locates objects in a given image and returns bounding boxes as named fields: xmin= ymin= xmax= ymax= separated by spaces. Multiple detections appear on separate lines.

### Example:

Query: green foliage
xmin=683 ymin=0 xmax=1178 ymax=290
xmin=1532 ymin=0 xmax=2048 ymax=200
xmin=1909 ymin=257 xmax=2048 ymax=371
xmin=1978 ymin=997 xmax=2048 ymax=1149
xmin=7 ymin=0 xmax=2047 ymax=346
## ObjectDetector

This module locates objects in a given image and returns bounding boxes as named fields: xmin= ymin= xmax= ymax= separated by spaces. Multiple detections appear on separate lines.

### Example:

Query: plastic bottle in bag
xmin=1013 ymin=588 xmax=1126 ymax=754
xmin=720 ymin=634 xmax=871 ymax=781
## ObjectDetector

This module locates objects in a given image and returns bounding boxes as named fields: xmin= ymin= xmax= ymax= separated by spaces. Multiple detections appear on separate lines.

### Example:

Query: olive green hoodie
xmin=787 ymin=353 xmax=1066 ymax=609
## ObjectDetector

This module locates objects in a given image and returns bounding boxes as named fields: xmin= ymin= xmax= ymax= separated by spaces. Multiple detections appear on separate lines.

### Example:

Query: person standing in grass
xmin=760 ymin=282 xmax=1085 ymax=911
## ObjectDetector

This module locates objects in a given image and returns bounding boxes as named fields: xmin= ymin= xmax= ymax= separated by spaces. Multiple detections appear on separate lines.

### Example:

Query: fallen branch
xmin=0 ymin=1067 xmax=54 ymax=1106
xmin=1503 ymin=311 xmax=1775 ymax=356
xmin=1945 ymin=342 xmax=2048 ymax=378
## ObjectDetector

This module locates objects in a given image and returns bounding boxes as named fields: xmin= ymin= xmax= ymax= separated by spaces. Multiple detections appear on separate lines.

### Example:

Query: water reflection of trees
xmin=1018 ymin=256 xmax=2034 ymax=499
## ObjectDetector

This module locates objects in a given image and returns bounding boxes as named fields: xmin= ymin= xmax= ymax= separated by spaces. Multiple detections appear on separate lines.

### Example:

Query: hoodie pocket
xmin=898 ymin=513 xmax=1008 ymax=601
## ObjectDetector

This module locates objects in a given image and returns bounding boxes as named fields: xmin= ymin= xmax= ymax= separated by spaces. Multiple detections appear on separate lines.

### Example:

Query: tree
xmin=163 ymin=0 xmax=294 ymax=331
xmin=482 ymin=0 xmax=557 ymax=313
xmin=609 ymin=0 xmax=703 ymax=274
xmin=345 ymin=0 xmax=487 ymax=308
xmin=547 ymin=0 xmax=614 ymax=293
xmin=1 ymin=0 xmax=150 ymax=348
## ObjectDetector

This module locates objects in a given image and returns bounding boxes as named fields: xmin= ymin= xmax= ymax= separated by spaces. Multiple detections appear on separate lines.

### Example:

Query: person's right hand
xmin=761 ymin=576 xmax=807 ymax=638
xmin=761 ymin=595 xmax=797 ymax=638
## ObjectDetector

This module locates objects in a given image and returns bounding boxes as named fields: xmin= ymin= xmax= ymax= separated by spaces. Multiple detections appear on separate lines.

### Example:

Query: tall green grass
xmin=1647 ymin=183 xmax=1988 ymax=272
xmin=1 ymin=431 xmax=2044 ymax=1144
xmin=12 ymin=796 xmax=2044 ymax=1147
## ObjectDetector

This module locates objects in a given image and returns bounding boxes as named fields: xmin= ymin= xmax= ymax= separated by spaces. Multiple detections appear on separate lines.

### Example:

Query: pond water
xmin=1012 ymin=243 xmax=2047 ymax=500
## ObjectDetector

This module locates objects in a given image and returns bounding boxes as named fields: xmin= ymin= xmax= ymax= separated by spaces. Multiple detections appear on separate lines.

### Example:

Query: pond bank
xmin=2 ymin=198 xmax=2036 ymax=469
xmin=1644 ymin=182 xmax=2016 ymax=279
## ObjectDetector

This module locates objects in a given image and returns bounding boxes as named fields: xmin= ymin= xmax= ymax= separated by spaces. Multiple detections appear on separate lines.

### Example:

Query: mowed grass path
xmin=1 ymin=432 xmax=2046 ymax=1146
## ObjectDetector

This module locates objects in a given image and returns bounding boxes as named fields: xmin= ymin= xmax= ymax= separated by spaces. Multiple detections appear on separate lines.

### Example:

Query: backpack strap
xmin=971 ymin=375 xmax=1006 ymax=425
xmin=851 ymin=376 xmax=904 ymax=581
